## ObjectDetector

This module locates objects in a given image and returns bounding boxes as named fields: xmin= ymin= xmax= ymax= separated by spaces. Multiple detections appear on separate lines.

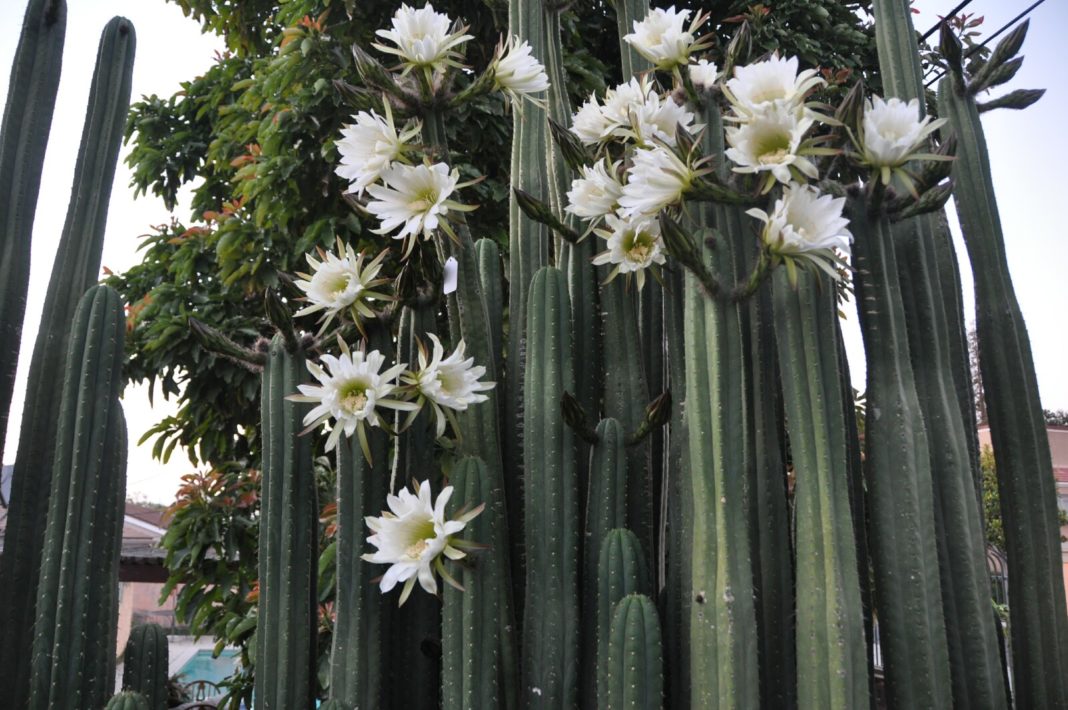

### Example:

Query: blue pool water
xmin=176 ymin=648 xmax=239 ymax=686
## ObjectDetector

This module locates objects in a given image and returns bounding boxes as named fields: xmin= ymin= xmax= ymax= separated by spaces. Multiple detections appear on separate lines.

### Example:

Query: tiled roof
xmin=1055 ymin=467 xmax=1068 ymax=485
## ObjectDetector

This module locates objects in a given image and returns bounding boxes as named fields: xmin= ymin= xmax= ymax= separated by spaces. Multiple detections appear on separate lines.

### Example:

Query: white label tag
xmin=443 ymin=256 xmax=458 ymax=295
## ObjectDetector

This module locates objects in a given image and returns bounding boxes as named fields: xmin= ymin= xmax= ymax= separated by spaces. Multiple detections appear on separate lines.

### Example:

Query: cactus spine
xmin=522 ymin=266 xmax=580 ymax=707
xmin=604 ymin=594 xmax=663 ymax=710
xmin=0 ymin=18 xmax=135 ymax=706
xmin=28 ymin=285 xmax=127 ymax=710
xmin=871 ymin=2 xmax=1008 ymax=705
xmin=122 ymin=623 xmax=169 ymax=710
xmin=772 ymin=269 xmax=868 ymax=709
xmin=939 ymin=45 xmax=1068 ymax=706
xmin=255 ymin=335 xmax=317 ymax=710
xmin=442 ymin=456 xmax=505 ymax=710
xmin=0 ymin=0 xmax=66 ymax=466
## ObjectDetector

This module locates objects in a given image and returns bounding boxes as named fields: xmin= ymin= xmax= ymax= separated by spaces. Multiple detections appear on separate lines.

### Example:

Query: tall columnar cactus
xmin=28 ymin=285 xmax=128 ymax=710
xmin=255 ymin=334 xmax=317 ymax=710
xmin=122 ymin=623 xmax=169 ymax=710
xmin=0 ymin=18 xmax=135 ymax=706
xmin=582 ymin=418 xmax=628 ymax=708
xmin=603 ymin=594 xmax=663 ymax=710
xmin=0 ymin=0 xmax=65 ymax=466
xmin=105 ymin=692 xmax=151 ymax=710
xmin=848 ymin=197 xmax=951 ymax=709
xmin=939 ymin=28 xmax=1068 ymax=705
xmin=522 ymin=266 xmax=580 ymax=707
xmin=870 ymin=2 xmax=1008 ymax=706
xmin=772 ymin=269 xmax=868 ymax=709
xmin=596 ymin=528 xmax=650 ymax=703
xmin=442 ymin=456 xmax=506 ymax=710
xmin=682 ymin=102 xmax=759 ymax=710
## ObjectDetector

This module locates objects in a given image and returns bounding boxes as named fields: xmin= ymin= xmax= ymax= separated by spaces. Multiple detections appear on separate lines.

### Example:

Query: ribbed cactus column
xmin=442 ymin=456 xmax=507 ymax=710
xmin=582 ymin=418 xmax=628 ymax=708
xmin=106 ymin=692 xmax=151 ymax=710
xmin=772 ymin=269 xmax=869 ymax=710
xmin=848 ymin=196 xmax=951 ymax=709
xmin=871 ymin=2 xmax=1008 ymax=706
xmin=682 ymin=102 xmax=758 ymax=710
xmin=0 ymin=18 xmax=134 ymax=707
xmin=0 ymin=0 xmax=66 ymax=466
xmin=612 ymin=0 xmax=651 ymax=78
xmin=522 ymin=266 xmax=579 ymax=707
xmin=255 ymin=335 xmax=317 ymax=710
xmin=122 ymin=623 xmax=169 ymax=710
xmin=604 ymin=594 xmax=663 ymax=710
xmin=940 ymin=60 xmax=1068 ymax=707
xmin=596 ymin=528 xmax=650 ymax=703
xmin=28 ymin=285 xmax=127 ymax=710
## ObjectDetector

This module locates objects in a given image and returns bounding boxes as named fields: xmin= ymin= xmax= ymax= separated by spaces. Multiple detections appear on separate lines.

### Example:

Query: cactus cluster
xmin=1 ymin=0 xmax=1066 ymax=709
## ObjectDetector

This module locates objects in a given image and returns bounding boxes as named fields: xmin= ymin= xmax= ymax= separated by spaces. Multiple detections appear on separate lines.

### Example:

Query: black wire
xmin=920 ymin=0 xmax=977 ymax=41
xmin=923 ymin=0 xmax=1049 ymax=88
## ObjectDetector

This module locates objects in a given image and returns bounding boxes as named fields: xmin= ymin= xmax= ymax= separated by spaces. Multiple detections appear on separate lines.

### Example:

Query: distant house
xmin=978 ymin=425 xmax=1068 ymax=613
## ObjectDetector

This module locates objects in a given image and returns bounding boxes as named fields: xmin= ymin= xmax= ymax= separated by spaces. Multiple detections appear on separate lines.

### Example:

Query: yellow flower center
xmin=758 ymin=147 xmax=790 ymax=165
xmin=405 ymin=539 xmax=429 ymax=559
xmin=330 ymin=275 xmax=352 ymax=300
xmin=340 ymin=386 xmax=368 ymax=413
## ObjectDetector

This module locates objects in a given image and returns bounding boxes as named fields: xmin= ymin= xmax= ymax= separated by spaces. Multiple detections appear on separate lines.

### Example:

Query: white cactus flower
xmin=724 ymin=54 xmax=824 ymax=116
xmin=373 ymin=3 xmax=472 ymax=73
xmin=629 ymin=90 xmax=696 ymax=147
xmin=725 ymin=102 xmax=818 ymax=185
xmin=406 ymin=334 xmax=495 ymax=437
xmin=569 ymin=77 xmax=695 ymax=147
xmin=570 ymin=94 xmax=612 ymax=145
xmin=293 ymin=240 xmax=390 ymax=333
xmin=592 ymin=213 xmax=666 ymax=289
xmin=493 ymin=36 xmax=550 ymax=104
xmin=623 ymin=6 xmax=697 ymax=70
xmin=747 ymin=183 xmax=852 ymax=261
xmin=689 ymin=58 xmax=719 ymax=90
xmin=618 ymin=146 xmax=693 ymax=217
xmin=335 ymin=107 xmax=421 ymax=196
xmin=363 ymin=481 xmax=483 ymax=605
xmin=291 ymin=344 xmax=418 ymax=454
xmin=861 ymin=95 xmax=947 ymax=179
xmin=366 ymin=162 xmax=461 ymax=242
xmin=565 ymin=160 xmax=625 ymax=220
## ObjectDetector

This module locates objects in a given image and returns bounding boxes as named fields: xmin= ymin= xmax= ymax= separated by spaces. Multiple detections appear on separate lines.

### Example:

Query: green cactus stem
xmin=122 ymin=623 xmax=169 ymax=710
xmin=772 ymin=269 xmax=869 ymax=709
xmin=603 ymin=594 xmax=663 ymax=710
xmin=105 ymin=692 xmax=151 ymax=710
xmin=0 ymin=0 xmax=66 ymax=466
xmin=255 ymin=335 xmax=317 ymax=710
xmin=940 ymin=62 xmax=1068 ymax=708
xmin=0 ymin=18 xmax=134 ymax=706
xmin=522 ymin=266 xmax=580 ymax=708
xmin=612 ymin=0 xmax=651 ymax=78
xmin=582 ymin=418 xmax=628 ymax=708
xmin=596 ymin=529 xmax=650 ymax=703
xmin=28 ymin=285 xmax=127 ymax=710
xmin=848 ymin=195 xmax=951 ymax=709
xmin=442 ymin=456 xmax=508 ymax=710
xmin=871 ymin=2 xmax=1009 ymax=705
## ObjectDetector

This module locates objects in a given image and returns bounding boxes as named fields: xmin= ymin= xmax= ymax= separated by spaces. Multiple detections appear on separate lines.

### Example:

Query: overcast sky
xmin=1 ymin=0 xmax=1065 ymax=504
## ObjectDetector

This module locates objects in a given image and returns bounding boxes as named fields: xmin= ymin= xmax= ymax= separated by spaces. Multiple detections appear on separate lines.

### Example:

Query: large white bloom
xmin=569 ymin=77 xmax=695 ymax=147
xmin=335 ymin=108 xmax=421 ymax=196
xmin=407 ymin=334 xmax=495 ymax=437
xmin=725 ymin=102 xmax=818 ymax=185
xmin=373 ymin=3 xmax=472 ymax=72
xmin=292 ymin=345 xmax=417 ymax=452
xmin=746 ymin=184 xmax=852 ymax=258
xmin=366 ymin=162 xmax=460 ymax=241
xmin=623 ymin=6 xmax=696 ymax=69
xmin=566 ymin=160 xmax=624 ymax=220
xmin=618 ymin=146 xmax=693 ymax=217
xmin=363 ymin=481 xmax=482 ymax=605
xmin=689 ymin=59 xmax=719 ymax=91
xmin=592 ymin=213 xmax=666 ymax=288
xmin=724 ymin=54 xmax=824 ymax=116
xmin=493 ymin=36 xmax=550 ymax=103
xmin=293 ymin=241 xmax=390 ymax=332
xmin=861 ymin=95 xmax=946 ymax=171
